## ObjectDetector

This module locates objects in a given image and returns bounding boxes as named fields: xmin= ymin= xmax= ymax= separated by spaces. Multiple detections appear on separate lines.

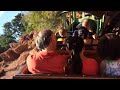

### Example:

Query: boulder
xmin=5 ymin=49 xmax=19 ymax=61
xmin=9 ymin=42 xmax=19 ymax=48
xmin=13 ymin=44 xmax=28 ymax=55
xmin=17 ymin=51 xmax=29 ymax=66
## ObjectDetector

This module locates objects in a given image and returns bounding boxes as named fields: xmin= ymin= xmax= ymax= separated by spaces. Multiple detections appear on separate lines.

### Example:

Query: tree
xmin=22 ymin=11 xmax=63 ymax=33
xmin=21 ymin=12 xmax=34 ymax=33
xmin=3 ymin=22 xmax=13 ymax=36
xmin=3 ymin=13 xmax=26 ymax=39
xmin=0 ymin=34 xmax=16 ymax=49
xmin=0 ymin=13 xmax=26 ymax=53
xmin=0 ymin=33 xmax=16 ymax=54
xmin=11 ymin=13 xmax=26 ymax=37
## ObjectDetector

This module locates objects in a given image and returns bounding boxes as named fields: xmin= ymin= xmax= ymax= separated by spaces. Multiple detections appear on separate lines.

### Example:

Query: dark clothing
xmin=68 ymin=19 xmax=80 ymax=31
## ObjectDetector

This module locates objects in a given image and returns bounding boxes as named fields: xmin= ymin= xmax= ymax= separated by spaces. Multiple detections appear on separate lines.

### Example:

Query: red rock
xmin=9 ymin=42 xmax=19 ymax=48
xmin=13 ymin=44 xmax=28 ymax=54
xmin=5 ymin=49 xmax=19 ymax=61
xmin=17 ymin=51 xmax=29 ymax=66
xmin=0 ymin=53 xmax=10 ymax=62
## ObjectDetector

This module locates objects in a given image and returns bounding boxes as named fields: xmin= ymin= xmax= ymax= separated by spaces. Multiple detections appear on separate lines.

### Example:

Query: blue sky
xmin=0 ymin=11 xmax=21 ymax=35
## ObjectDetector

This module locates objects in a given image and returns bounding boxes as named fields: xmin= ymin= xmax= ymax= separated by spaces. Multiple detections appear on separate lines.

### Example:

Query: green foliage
xmin=0 ymin=34 xmax=16 ymax=53
xmin=22 ymin=11 xmax=63 ymax=33
xmin=3 ymin=13 xmax=26 ymax=38
xmin=0 ymin=45 xmax=6 ymax=54
xmin=0 ymin=34 xmax=15 ymax=47
xmin=3 ymin=22 xmax=13 ymax=36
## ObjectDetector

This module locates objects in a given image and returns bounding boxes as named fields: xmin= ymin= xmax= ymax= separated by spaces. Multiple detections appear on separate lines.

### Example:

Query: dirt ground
xmin=0 ymin=54 xmax=27 ymax=79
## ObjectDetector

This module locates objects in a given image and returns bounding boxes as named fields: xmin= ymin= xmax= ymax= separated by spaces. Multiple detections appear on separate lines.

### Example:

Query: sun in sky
xmin=0 ymin=11 xmax=22 ymax=35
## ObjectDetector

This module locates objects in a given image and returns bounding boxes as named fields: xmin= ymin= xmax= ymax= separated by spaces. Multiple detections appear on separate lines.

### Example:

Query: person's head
xmin=97 ymin=33 xmax=120 ymax=60
xmin=78 ymin=26 xmax=89 ymax=39
xmin=76 ymin=11 xmax=82 ymax=18
xmin=66 ymin=12 xmax=69 ymax=19
xmin=58 ymin=29 xmax=67 ymax=37
xmin=82 ymin=19 xmax=97 ymax=34
xmin=36 ymin=29 xmax=56 ymax=51
xmin=81 ymin=19 xmax=90 ymax=30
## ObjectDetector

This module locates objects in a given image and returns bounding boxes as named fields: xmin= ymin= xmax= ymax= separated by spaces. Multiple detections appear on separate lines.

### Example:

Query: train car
xmin=13 ymin=11 xmax=120 ymax=79
xmin=13 ymin=64 xmax=120 ymax=79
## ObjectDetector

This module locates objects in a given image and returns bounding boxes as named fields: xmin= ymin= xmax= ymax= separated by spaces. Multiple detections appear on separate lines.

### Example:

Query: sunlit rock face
xmin=0 ymin=31 xmax=38 ymax=79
